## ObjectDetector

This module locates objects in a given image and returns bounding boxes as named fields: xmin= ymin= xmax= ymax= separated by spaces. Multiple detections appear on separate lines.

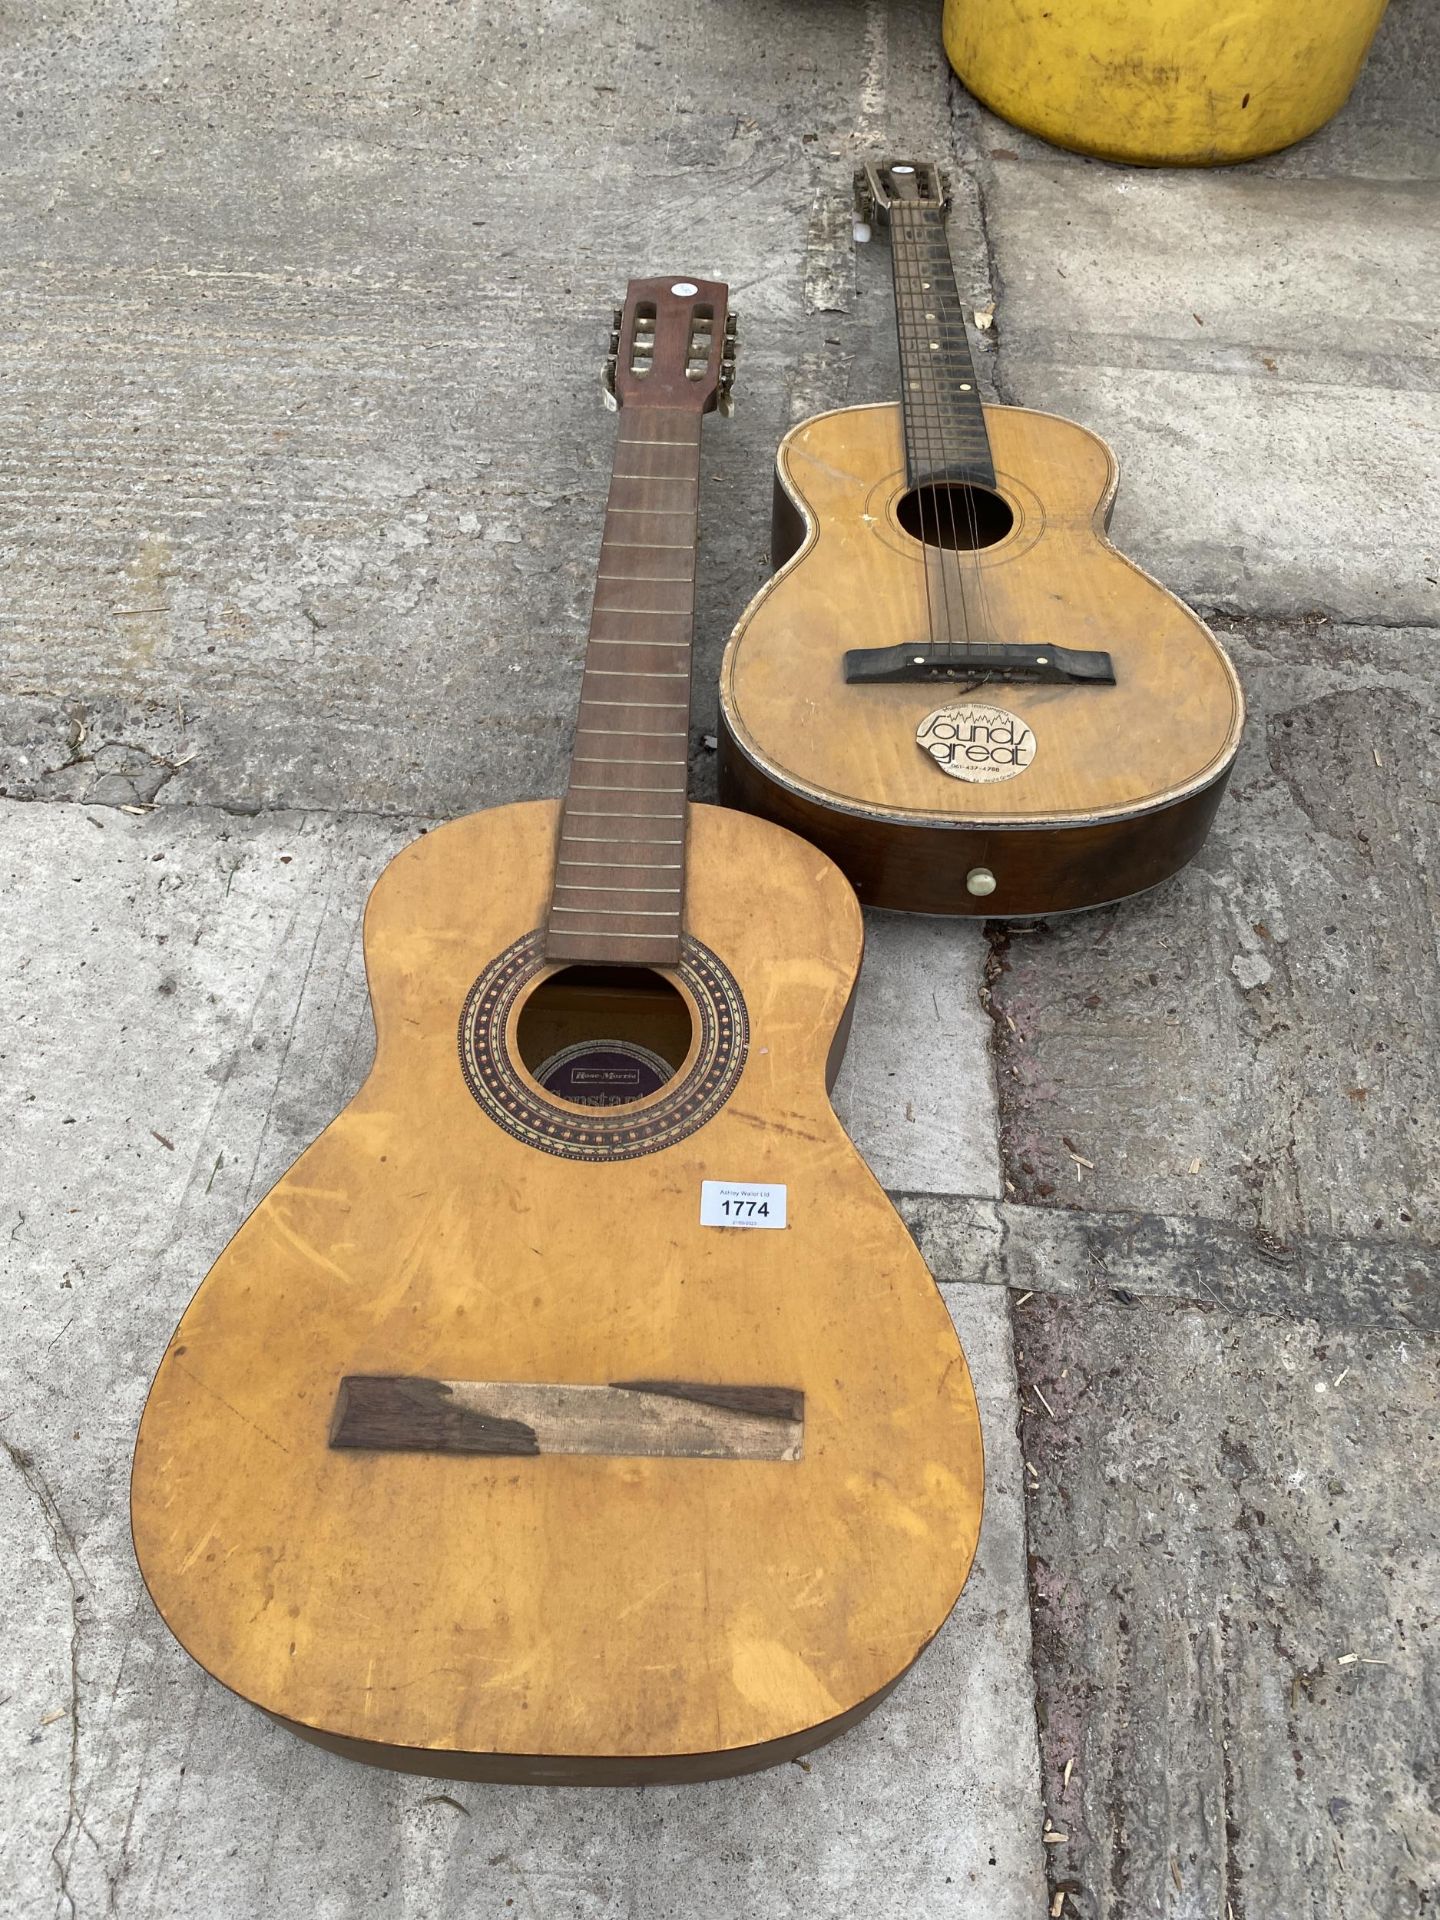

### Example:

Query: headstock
xmin=603 ymin=277 xmax=736 ymax=415
xmin=856 ymin=159 xmax=948 ymax=225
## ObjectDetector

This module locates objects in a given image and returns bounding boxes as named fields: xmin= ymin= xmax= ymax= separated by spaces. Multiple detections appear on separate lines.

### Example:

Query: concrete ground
xmin=1 ymin=2 xmax=1435 ymax=1916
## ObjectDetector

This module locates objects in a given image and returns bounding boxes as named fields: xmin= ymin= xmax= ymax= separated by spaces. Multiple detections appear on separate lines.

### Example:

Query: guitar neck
xmin=545 ymin=405 xmax=704 ymax=967
xmin=889 ymin=203 xmax=995 ymax=490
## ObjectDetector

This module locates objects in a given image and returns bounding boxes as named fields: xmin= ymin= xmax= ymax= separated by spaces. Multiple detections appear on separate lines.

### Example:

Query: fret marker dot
xmin=960 ymin=383 xmax=972 ymax=391
xmin=670 ymin=282 xmax=698 ymax=296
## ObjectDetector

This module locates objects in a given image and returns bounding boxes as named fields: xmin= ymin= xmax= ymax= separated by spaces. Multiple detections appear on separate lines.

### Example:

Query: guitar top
xmin=718 ymin=159 xmax=1244 ymax=917
xmin=130 ymin=278 xmax=984 ymax=1785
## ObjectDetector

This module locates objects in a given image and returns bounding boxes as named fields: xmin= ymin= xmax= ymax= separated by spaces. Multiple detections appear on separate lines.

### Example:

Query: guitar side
xmin=718 ymin=402 xmax=1244 ymax=917
xmin=130 ymin=799 xmax=984 ymax=1783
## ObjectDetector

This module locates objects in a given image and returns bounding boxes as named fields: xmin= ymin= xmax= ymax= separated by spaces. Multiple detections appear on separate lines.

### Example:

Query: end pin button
xmin=965 ymin=868 xmax=997 ymax=898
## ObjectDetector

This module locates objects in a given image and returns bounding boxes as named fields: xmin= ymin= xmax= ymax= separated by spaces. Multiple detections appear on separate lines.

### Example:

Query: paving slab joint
xmin=1 ymin=1432 xmax=101 ymax=1917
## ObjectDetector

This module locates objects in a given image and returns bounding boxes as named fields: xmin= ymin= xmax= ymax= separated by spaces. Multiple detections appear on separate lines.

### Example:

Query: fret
xmin=590 ymin=605 xmax=692 ymax=617
xmin=551 ymin=906 xmax=678 ymax=919
xmin=889 ymin=202 xmax=994 ymax=489
xmin=563 ymin=807 xmax=680 ymax=818
xmin=546 ymin=929 xmax=677 ymax=943
xmin=544 ymin=383 xmax=711 ymax=965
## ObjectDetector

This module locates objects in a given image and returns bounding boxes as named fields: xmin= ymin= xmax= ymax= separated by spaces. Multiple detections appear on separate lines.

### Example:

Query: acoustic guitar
xmin=131 ymin=277 xmax=984 ymax=1785
xmin=718 ymin=160 xmax=1244 ymax=917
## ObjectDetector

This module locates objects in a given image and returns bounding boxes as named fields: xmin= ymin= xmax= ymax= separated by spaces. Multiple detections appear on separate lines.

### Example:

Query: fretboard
xmin=545 ymin=409 xmax=703 ymax=966
xmin=890 ymin=204 xmax=995 ymax=490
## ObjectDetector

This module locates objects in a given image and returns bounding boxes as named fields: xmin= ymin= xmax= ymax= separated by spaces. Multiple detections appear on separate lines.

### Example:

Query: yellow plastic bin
xmin=942 ymin=0 xmax=1391 ymax=166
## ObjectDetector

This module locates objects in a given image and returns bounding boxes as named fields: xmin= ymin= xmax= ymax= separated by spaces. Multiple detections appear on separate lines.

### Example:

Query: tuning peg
xmin=602 ymin=358 xmax=618 ymax=411
xmin=609 ymin=329 xmax=621 ymax=354
xmin=724 ymin=313 xmax=738 ymax=340
xmin=611 ymin=305 xmax=623 ymax=331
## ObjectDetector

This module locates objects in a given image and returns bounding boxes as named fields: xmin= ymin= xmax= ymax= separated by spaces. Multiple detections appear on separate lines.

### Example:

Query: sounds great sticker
xmin=916 ymin=703 xmax=1036 ymax=783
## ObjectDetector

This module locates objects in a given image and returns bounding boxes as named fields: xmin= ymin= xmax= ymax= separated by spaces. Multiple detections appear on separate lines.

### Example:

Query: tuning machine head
xmin=717 ymin=311 xmax=738 ymax=416
xmin=602 ymin=303 xmax=622 ymax=409
xmin=857 ymin=158 xmax=948 ymax=223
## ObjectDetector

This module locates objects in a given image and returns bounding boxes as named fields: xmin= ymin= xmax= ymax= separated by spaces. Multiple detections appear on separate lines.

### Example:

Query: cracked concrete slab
xmin=831 ymin=916 xmax=999 ymax=1199
xmin=1015 ymin=1294 xmax=1439 ymax=1920
xmin=0 ymin=0 xmax=962 ymax=822
xmin=5 ymin=0 xmax=1439 ymax=1914
xmin=986 ymin=618 xmax=1439 ymax=1249
xmin=1 ymin=797 xmax=1031 ymax=1917
xmin=896 ymin=1196 xmax=1440 ymax=1334
xmin=962 ymin=0 xmax=1440 ymax=627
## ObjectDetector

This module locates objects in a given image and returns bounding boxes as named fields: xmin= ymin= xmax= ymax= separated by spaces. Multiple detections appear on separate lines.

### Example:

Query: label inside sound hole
xmin=916 ymin=702 xmax=1036 ymax=783
xmin=533 ymin=1040 xmax=676 ymax=1108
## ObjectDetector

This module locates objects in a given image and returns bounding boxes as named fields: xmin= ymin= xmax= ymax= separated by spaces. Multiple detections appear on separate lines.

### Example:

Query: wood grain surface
xmin=718 ymin=402 xmax=1244 ymax=915
xmin=130 ymin=799 xmax=984 ymax=1782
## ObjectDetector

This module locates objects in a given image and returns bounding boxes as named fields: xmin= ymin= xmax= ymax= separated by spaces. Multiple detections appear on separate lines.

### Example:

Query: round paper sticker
xmin=916 ymin=703 xmax=1036 ymax=783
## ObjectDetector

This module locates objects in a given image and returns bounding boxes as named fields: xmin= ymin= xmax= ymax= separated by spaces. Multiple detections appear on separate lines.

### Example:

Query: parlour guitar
xmin=131 ymin=278 xmax=984 ymax=1785
xmin=718 ymin=160 xmax=1244 ymax=916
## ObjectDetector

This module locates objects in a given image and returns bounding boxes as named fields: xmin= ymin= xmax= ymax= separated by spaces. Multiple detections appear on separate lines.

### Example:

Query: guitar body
xmin=718 ymin=402 xmax=1245 ymax=916
xmin=130 ymin=800 xmax=983 ymax=1784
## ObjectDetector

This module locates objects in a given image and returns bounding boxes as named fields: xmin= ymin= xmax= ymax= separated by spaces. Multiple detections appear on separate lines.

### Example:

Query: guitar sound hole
xmin=515 ymin=966 xmax=695 ymax=1110
xmin=897 ymin=483 xmax=1014 ymax=552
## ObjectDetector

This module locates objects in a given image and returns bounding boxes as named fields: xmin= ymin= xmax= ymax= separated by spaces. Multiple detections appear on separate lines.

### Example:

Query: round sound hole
xmin=896 ymin=482 xmax=1014 ymax=552
xmin=459 ymin=934 xmax=748 ymax=1162
xmin=516 ymin=965 xmax=693 ymax=1109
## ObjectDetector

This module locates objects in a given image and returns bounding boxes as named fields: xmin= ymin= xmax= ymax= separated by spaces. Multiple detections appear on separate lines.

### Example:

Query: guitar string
xmin=938 ymin=203 xmax=995 ymax=676
xmin=557 ymin=405 xmax=701 ymax=951
xmin=913 ymin=202 xmax=979 ymax=651
xmin=920 ymin=198 xmax=997 ymax=687
xmin=888 ymin=206 xmax=944 ymax=667
xmin=899 ymin=195 xmax=993 ymax=675
xmin=911 ymin=198 xmax=991 ymax=672
xmin=895 ymin=200 xmax=967 ymax=664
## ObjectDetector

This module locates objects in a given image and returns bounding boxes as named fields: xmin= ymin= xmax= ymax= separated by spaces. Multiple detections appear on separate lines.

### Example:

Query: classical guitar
xmin=131 ymin=278 xmax=983 ymax=1785
xmin=718 ymin=161 xmax=1244 ymax=917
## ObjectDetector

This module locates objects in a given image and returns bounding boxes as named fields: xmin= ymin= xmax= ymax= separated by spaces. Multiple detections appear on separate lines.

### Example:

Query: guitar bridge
xmin=330 ymin=1375 xmax=804 ymax=1461
xmin=843 ymin=642 xmax=1115 ymax=686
